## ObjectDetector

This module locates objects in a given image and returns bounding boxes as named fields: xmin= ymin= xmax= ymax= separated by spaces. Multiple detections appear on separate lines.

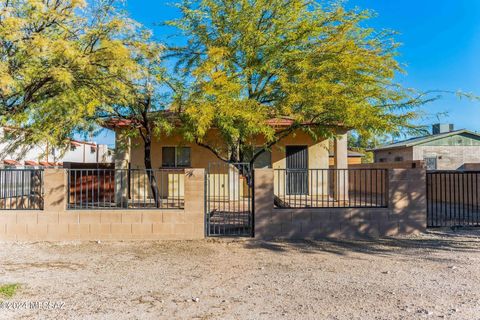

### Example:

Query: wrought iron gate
xmin=205 ymin=163 xmax=253 ymax=237
xmin=427 ymin=171 xmax=480 ymax=227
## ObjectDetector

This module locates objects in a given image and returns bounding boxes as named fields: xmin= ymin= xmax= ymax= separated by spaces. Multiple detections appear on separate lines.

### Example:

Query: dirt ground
xmin=1 ymin=231 xmax=480 ymax=320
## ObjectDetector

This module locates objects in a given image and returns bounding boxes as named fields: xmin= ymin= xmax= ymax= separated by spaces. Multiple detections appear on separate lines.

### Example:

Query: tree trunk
xmin=229 ymin=142 xmax=241 ymax=163
xmin=144 ymin=137 xmax=161 ymax=208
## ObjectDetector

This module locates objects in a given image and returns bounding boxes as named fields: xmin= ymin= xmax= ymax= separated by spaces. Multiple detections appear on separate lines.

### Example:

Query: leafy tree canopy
xmin=169 ymin=0 xmax=434 ymax=162
xmin=0 ymin=0 xmax=143 ymax=155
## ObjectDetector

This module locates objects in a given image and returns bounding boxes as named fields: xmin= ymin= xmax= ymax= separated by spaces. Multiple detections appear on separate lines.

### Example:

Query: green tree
xmin=347 ymin=132 xmax=392 ymax=163
xmin=169 ymin=0 xmax=432 ymax=164
xmin=0 ymin=0 xmax=178 ymax=204
xmin=0 ymin=0 xmax=139 ymax=155
xmin=97 ymin=39 xmax=177 ymax=206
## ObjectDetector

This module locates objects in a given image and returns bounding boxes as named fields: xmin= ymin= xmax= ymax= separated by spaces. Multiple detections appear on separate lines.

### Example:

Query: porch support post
xmin=333 ymin=132 xmax=349 ymax=202
xmin=114 ymin=130 xmax=131 ymax=207
xmin=228 ymin=165 xmax=241 ymax=200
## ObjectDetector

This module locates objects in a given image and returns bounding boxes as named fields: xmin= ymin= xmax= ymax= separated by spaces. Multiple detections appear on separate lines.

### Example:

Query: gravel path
xmin=1 ymin=230 xmax=480 ymax=319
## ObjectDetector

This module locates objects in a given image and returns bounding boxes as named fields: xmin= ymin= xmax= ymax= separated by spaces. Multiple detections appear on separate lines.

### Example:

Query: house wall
xmin=62 ymin=144 xmax=112 ymax=164
xmin=255 ymin=168 xmax=426 ymax=239
xmin=0 ymin=128 xmax=112 ymax=165
xmin=125 ymin=130 xmax=332 ymax=198
xmin=329 ymin=157 xmax=362 ymax=166
xmin=350 ymin=161 xmax=425 ymax=169
xmin=412 ymin=146 xmax=480 ymax=170
xmin=462 ymin=163 xmax=480 ymax=170
xmin=373 ymin=147 xmax=414 ymax=163
xmin=127 ymin=130 xmax=330 ymax=170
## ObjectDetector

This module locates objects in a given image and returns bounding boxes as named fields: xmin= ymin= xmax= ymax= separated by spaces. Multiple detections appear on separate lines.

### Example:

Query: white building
xmin=0 ymin=128 xmax=113 ymax=167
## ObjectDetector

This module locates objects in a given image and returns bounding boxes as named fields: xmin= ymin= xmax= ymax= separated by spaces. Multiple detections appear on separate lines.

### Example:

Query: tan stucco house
xmin=109 ymin=119 xmax=350 ymax=173
xmin=106 ymin=117 xmax=351 ymax=201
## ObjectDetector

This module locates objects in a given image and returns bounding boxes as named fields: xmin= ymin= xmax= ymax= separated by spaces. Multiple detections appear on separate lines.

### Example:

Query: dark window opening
xmin=162 ymin=147 xmax=191 ymax=168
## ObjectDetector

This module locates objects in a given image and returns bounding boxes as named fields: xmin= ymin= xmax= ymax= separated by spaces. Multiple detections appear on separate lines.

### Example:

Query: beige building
xmin=110 ymin=119 xmax=350 ymax=171
xmin=108 ymin=119 xmax=350 ymax=201
xmin=372 ymin=124 xmax=480 ymax=170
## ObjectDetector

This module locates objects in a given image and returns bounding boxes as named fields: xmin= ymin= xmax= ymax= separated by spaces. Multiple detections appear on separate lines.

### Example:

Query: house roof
xmin=3 ymin=160 xmax=20 ymax=165
xmin=371 ymin=129 xmax=480 ymax=151
xmin=24 ymin=160 xmax=39 ymax=166
xmin=102 ymin=111 xmax=345 ymax=130
xmin=39 ymin=161 xmax=62 ymax=167
xmin=70 ymin=139 xmax=97 ymax=147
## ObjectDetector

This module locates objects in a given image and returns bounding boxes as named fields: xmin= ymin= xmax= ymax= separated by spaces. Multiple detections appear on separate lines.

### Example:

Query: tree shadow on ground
xmin=243 ymin=229 xmax=480 ymax=260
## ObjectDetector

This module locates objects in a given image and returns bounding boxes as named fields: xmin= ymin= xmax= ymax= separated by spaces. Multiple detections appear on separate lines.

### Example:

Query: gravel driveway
xmin=1 ymin=230 xmax=480 ymax=319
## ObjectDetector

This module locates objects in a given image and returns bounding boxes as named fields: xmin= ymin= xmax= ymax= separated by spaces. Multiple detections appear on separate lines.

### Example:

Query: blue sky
xmin=95 ymin=0 xmax=480 ymax=145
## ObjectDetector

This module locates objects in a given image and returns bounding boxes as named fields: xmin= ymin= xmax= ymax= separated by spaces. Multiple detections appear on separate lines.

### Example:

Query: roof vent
xmin=432 ymin=123 xmax=454 ymax=135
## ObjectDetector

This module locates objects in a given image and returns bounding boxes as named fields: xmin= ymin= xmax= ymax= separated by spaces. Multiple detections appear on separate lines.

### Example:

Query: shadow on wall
xmin=49 ymin=184 xmax=66 ymax=207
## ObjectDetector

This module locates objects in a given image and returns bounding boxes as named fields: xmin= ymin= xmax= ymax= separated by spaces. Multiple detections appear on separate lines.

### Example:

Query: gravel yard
xmin=1 ymin=230 xmax=480 ymax=319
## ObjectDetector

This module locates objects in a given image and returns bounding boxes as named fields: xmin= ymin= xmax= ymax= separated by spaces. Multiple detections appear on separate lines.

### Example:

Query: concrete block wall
xmin=255 ymin=168 xmax=427 ymax=239
xmin=0 ymin=168 xmax=205 ymax=241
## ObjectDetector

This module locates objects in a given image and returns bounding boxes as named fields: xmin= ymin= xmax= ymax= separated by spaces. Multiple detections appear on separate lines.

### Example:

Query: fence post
xmin=333 ymin=133 xmax=349 ymax=202
xmin=254 ymin=168 xmax=274 ymax=239
xmin=389 ymin=169 xmax=427 ymax=234
xmin=184 ymin=168 xmax=205 ymax=238
xmin=43 ymin=169 xmax=66 ymax=212
xmin=114 ymin=132 xmax=131 ymax=208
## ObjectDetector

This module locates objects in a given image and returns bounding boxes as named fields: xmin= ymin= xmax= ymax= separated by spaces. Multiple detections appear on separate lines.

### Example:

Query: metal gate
xmin=427 ymin=171 xmax=480 ymax=227
xmin=205 ymin=163 xmax=253 ymax=237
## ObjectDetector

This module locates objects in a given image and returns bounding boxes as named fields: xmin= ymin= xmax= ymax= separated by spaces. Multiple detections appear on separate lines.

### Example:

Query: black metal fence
xmin=427 ymin=171 xmax=480 ymax=227
xmin=67 ymin=169 xmax=184 ymax=209
xmin=205 ymin=163 xmax=253 ymax=236
xmin=274 ymin=169 xmax=388 ymax=208
xmin=0 ymin=169 xmax=44 ymax=210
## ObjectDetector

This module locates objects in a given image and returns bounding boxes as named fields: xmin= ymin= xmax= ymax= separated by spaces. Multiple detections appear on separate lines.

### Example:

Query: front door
xmin=286 ymin=146 xmax=308 ymax=195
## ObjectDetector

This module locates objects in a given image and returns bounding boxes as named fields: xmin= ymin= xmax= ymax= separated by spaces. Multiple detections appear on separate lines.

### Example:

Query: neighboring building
xmin=63 ymin=140 xmax=112 ymax=164
xmin=329 ymin=150 xmax=364 ymax=166
xmin=371 ymin=124 xmax=480 ymax=170
xmin=0 ymin=127 xmax=113 ymax=167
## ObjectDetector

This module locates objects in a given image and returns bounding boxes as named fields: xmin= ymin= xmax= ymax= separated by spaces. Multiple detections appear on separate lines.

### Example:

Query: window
xmin=394 ymin=156 xmax=404 ymax=162
xmin=90 ymin=146 xmax=96 ymax=154
xmin=379 ymin=158 xmax=386 ymax=163
xmin=424 ymin=157 xmax=438 ymax=170
xmin=162 ymin=147 xmax=191 ymax=168
xmin=70 ymin=145 xmax=77 ymax=151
